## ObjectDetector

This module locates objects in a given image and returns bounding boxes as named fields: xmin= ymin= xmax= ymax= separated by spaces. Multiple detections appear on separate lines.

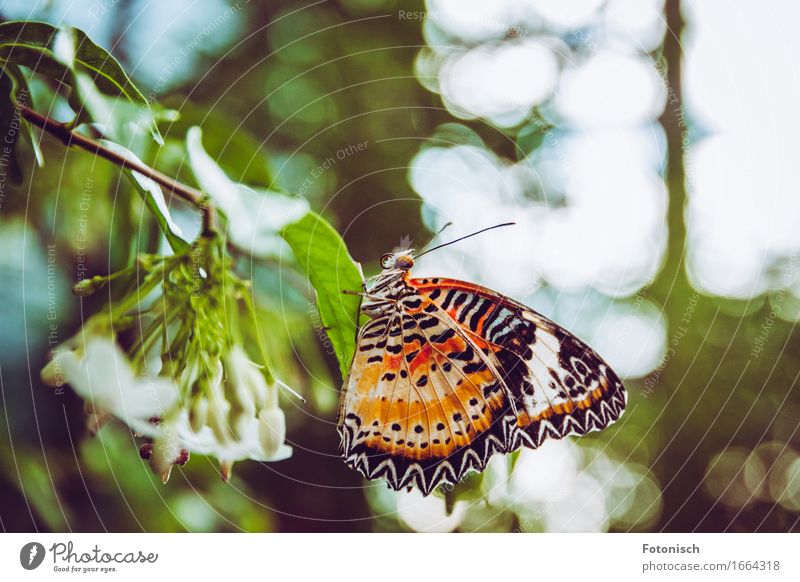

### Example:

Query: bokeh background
xmin=1 ymin=0 xmax=799 ymax=532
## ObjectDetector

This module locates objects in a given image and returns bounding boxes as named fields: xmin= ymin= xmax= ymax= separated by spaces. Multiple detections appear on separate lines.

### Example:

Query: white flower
xmin=45 ymin=336 xmax=293 ymax=483
xmin=226 ymin=345 xmax=272 ymax=409
xmin=55 ymin=338 xmax=178 ymax=437
xmin=173 ymin=411 xmax=292 ymax=464
xmin=158 ymin=346 xmax=293 ymax=480
xmin=186 ymin=127 xmax=308 ymax=256
xmin=257 ymin=407 xmax=286 ymax=458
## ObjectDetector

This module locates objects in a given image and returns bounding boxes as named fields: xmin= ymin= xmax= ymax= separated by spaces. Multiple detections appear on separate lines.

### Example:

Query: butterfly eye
xmin=396 ymin=255 xmax=414 ymax=270
xmin=380 ymin=254 xmax=394 ymax=269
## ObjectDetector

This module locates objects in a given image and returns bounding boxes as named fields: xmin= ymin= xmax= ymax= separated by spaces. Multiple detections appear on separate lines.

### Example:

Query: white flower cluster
xmin=42 ymin=337 xmax=292 ymax=483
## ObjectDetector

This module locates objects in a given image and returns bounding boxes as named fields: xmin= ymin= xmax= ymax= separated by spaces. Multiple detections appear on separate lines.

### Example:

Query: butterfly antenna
xmin=417 ymin=221 xmax=454 ymax=253
xmin=413 ymin=222 xmax=516 ymax=259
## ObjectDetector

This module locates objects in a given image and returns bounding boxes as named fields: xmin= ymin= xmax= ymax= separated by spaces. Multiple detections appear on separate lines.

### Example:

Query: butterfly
xmin=337 ymin=228 xmax=627 ymax=496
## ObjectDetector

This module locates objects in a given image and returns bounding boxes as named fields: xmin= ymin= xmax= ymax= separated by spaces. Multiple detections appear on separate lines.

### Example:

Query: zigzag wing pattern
xmin=338 ymin=296 xmax=513 ymax=495
xmin=411 ymin=278 xmax=627 ymax=453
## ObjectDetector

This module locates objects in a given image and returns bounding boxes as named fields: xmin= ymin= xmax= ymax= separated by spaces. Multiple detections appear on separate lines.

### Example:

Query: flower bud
xmin=86 ymin=411 xmax=110 ymax=436
xmin=40 ymin=356 xmax=64 ymax=388
xmin=175 ymin=448 xmax=190 ymax=466
xmin=207 ymin=397 xmax=232 ymax=444
xmin=230 ymin=409 xmax=250 ymax=440
xmin=257 ymin=407 xmax=286 ymax=458
xmin=72 ymin=276 xmax=104 ymax=297
xmin=160 ymin=465 xmax=174 ymax=484
xmin=189 ymin=395 xmax=209 ymax=433
xmin=219 ymin=460 xmax=234 ymax=482
xmin=223 ymin=355 xmax=258 ymax=419
xmin=231 ymin=346 xmax=270 ymax=408
xmin=178 ymin=355 xmax=201 ymax=389
xmin=149 ymin=435 xmax=182 ymax=484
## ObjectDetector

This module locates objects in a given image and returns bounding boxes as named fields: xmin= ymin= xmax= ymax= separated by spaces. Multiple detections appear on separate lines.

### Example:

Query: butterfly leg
xmin=342 ymin=289 xmax=399 ymax=303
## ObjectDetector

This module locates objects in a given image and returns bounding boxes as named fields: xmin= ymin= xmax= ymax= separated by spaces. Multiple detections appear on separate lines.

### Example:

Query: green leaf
xmin=515 ymin=114 xmax=553 ymax=160
xmin=71 ymin=69 xmax=161 ymax=149
xmin=0 ymin=21 xmax=160 ymax=143
xmin=0 ymin=447 xmax=72 ymax=531
xmin=59 ymin=26 xmax=147 ymax=104
xmin=0 ymin=21 xmax=147 ymax=103
xmin=99 ymin=139 xmax=191 ymax=253
xmin=281 ymin=211 xmax=363 ymax=379
xmin=0 ymin=21 xmax=69 ymax=79
xmin=2 ymin=63 xmax=44 ymax=166
xmin=0 ymin=69 xmax=23 ymax=184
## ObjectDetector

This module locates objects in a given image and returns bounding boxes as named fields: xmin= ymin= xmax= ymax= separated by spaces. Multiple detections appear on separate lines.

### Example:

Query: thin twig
xmin=19 ymin=103 xmax=216 ymax=236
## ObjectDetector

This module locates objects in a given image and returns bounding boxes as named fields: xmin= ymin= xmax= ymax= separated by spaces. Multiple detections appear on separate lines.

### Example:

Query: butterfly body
xmin=338 ymin=249 xmax=627 ymax=495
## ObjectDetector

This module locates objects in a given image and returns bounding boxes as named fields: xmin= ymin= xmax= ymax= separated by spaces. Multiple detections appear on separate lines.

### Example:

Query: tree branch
xmin=657 ymin=0 xmax=687 ymax=292
xmin=19 ymin=104 xmax=216 ymax=236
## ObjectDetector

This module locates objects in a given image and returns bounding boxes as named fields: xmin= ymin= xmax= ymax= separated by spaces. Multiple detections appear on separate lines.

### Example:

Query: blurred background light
xmin=590 ymin=299 xmax=667 ymax=378
xmin=439 ymin=40 xmax=560 ymax=127
xmin=395 ymin=489 xmax=468 ymax=532
xmin=704 ymin=447 xmax=763 ymax=509
xmin=685 ymin=0 xmax=800 ymax=299
xmin=511 ymin=441 xmax=581 ymax=505
xmin=426 ymin=0 xmax=527 ymax=44
xmin=527 ymin=0 xmax=605 ymax=30
xmin=773 ymin=455 xmax=800 ymax=511
xmin=555 ymin=50 xmax=665 ymax=127
xmin=603 ymin=0 xmax=666 ymax=52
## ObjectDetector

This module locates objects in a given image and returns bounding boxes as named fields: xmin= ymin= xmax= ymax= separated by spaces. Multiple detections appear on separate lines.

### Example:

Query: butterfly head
xmin=361 ymin=250 xmax=415 ymax=315
xmin=380 ymin=250 xmax=415 ymax=271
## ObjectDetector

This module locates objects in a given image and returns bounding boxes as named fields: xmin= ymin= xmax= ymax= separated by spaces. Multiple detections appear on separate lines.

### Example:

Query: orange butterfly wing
xmin=338 ymin=276 xmax=627 ymax=495
xmin=410 ymin=278 xmax=627 ymax=452
xmin=338 ymin=299 xmax=513 ymax=494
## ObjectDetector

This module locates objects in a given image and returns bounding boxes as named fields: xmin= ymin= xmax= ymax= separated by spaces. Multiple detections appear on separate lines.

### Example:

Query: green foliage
xmin=0 ymin=69 xmax=22 ymax=184
xmin=0 ymin=21 xmax=147 ymax=105
xmin=0 ymin=21 xmax=160 ymax=142
xmin=1 ymin=62 xmax=43 ymax=163
xmin=281 ymin=211 xmax=364 ymax=379
xmin=0 ymin=62 xmax=43 ymax=185
xmin=0 ymin=12 xmax=385 ymax=533
xmin=1 ymin=16 xmax=367 ymax=379
xmin=99 ymin=139 xmax=192 ymax=253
